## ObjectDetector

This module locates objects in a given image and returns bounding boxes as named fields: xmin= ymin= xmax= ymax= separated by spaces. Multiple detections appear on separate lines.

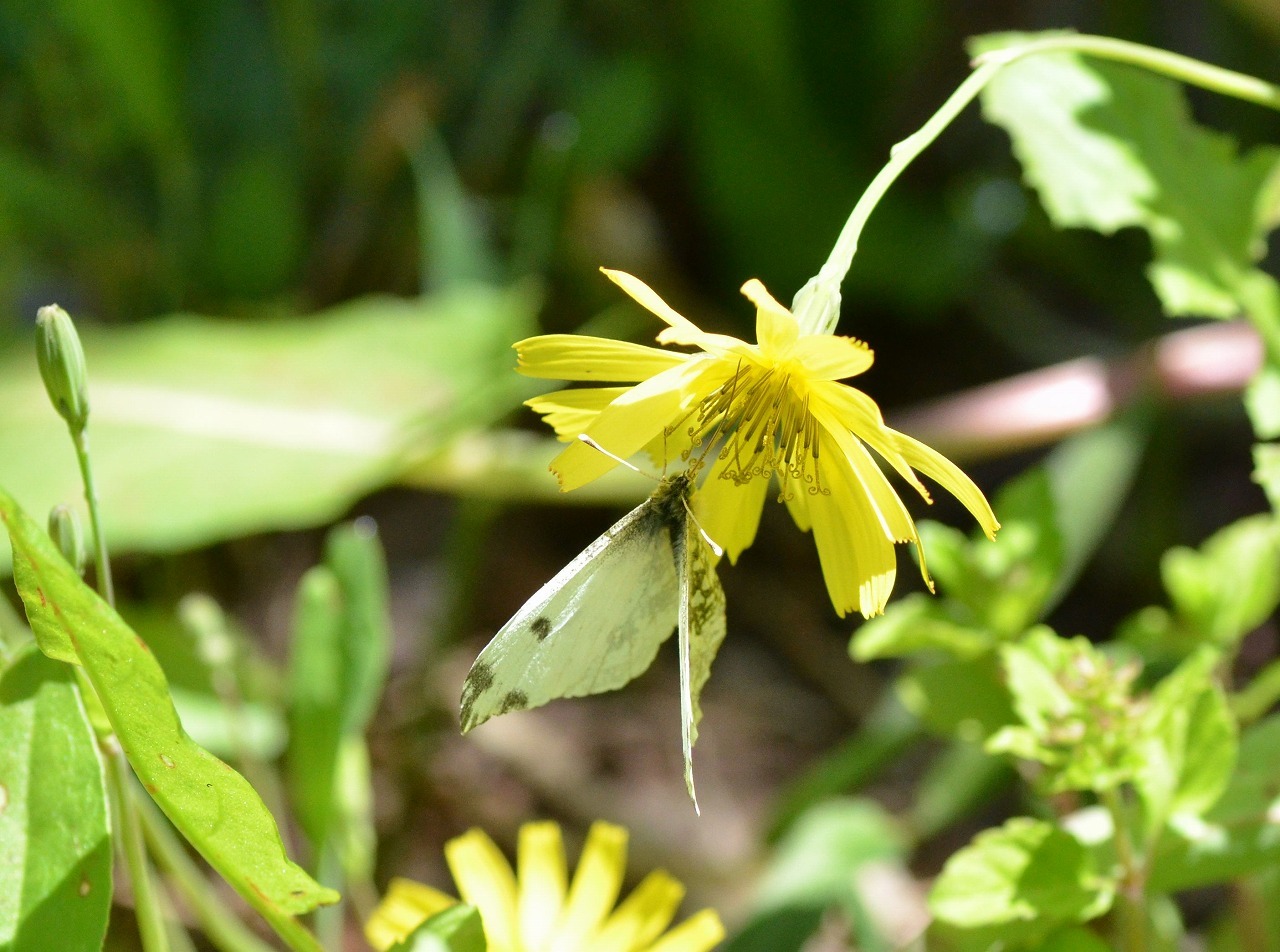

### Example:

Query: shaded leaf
xmin=0 ymin=647 xmax=111 ymax=952
xmin=0 ymin=487 xmax=336 ymax=935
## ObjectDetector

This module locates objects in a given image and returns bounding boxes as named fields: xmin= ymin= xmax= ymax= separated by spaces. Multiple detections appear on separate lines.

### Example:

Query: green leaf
xmin=0 ymin=647 xmax=111 ymax=952
xmin=987 ymin=630 xmax=1144 ymax=794
xmin=1160 ymin=514 xmax=1280 ymax=646
xmin=0 ymin=286 xmax=538 ymax=575
xmin=929 ymin=817 xmax=1114 ymax=930
xmin=896 ymin=654 xmax=1017 ymax=743
xmin=0 ymin=487 xmax=337 ymax=935
xmin=1255 ymin=443 xmax=1280 ymax=512
xmin=851 ymin=594 xmax=995 ymax=661
xmin=1135 ymin=648 xmax=1237 ymax=825
xmin=975 ymin=31 xmax=1280 ymax=322
xmin=389 ymin=904 xmax=486 ymax=952
xmin=729 ymin=799 xmax=905 ymax=952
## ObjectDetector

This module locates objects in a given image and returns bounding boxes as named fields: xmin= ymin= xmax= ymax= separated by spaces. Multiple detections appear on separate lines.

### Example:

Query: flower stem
xmin=795 ymin=32 xmax=1280 ymax=335
xmin=71 ymin=428 xmax=114 ymax=607
xmin=110 ymin=748 xmax=173 ymax=952
xmin=1102 ymin=786 xmax=1148 ymax=951
xmin=136 ymin=792 xmax=279 ymax=952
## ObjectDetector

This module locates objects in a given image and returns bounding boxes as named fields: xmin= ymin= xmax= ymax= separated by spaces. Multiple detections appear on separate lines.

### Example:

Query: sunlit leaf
xmin=389 ymin=904 xmax=486 ymax=952
xmin=0 ymin=486 xmax=337 ymax=936
xmin=975 ymin=31 xmax=1280 ymax=322
xmin=0 ymin=286 xmax=538 ymax=575
xmin=0 ymin=647 xmax=111 ymax=952
xmin=930 ymin=817 xmax=1114 ymax=930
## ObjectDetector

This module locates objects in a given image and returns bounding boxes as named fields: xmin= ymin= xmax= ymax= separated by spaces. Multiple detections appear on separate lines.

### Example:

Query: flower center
xmin=679 ymin=360 xmax=829 ymax=497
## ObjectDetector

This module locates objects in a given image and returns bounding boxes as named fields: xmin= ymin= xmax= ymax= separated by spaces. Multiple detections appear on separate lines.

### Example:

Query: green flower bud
xmin=48 ymin=504 xmax=88 ymax=575
xmin=35 ymin=304 xmax=90 ymax=433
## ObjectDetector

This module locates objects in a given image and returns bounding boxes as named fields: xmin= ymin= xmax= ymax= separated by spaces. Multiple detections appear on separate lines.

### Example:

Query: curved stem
xmin=795 ymin=32 xmax=1280 ymax=334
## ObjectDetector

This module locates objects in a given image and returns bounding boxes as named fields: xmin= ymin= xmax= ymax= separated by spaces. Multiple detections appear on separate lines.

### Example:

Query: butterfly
xmin=459 ymin=470 xmax=726 ymax=811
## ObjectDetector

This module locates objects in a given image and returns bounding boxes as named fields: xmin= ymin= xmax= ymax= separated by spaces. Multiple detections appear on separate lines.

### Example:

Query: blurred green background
xmin=2 ymin=0 xmax=1279 ymax=948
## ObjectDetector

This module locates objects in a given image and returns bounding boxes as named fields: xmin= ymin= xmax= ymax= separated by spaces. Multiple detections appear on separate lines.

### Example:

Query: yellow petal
xmin=551 ymin=359 xmax=725 ymax=491
xmin=791 ymin=334 xmax=873 ymax=380
xmin=526 ymin=387 xmax=628 ymax=440
xmin=814 ymin=382 xmax=930 ymax=501
xmin=444 ymin=829 xmax=520 ymax=952
xmin=805 ymin=447 xmax=898 ymax=618
xmin=365 ymin=879 xmax=457 ymax=952
xmin=601 ymin=268 xmax=744 ymax=354
xmin=741 ymin=278 xmax=798 ymax=357
xmin=893 ymin=430 xmax=1000 ymax=538
xmin=553 ymin=822 xmax=629 ymax=947
xmin=516 ymin=334 xmax=688 ymax=381
xmin=693 ymin=451 xmax=771 ymax=562
xmin=518 ymin=822 xmax=567 ymax=951
xmin=593 ymin=871 xmax=685 ymax=951
xmin=644 ymin=909 xmax=726 ymax=952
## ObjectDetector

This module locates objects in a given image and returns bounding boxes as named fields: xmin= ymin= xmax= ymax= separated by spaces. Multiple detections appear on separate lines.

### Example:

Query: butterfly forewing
xmin=460 ymin=478 xmax=687 ymax=733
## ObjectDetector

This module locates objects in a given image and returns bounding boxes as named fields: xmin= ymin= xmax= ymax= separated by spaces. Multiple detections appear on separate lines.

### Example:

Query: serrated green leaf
xmin=0 ymin=486 xmax=336 ymax=937
xmin=1135 ymin=648 xmax=1237 ymax=825
xmin=389 ymin=904 xmax=486 ymax=952
xmin=0 ymin=647 xmax=111 ymax=952
xmin=975 ymin=31 xmax=1280 ymax=322
xmin=1160 ymin=514 xmax=1280 ymax=646
xmin=0 ymin=286 xmax=538 ymax=575
xmin=929 ymin=817 xmax=1114 ymax=930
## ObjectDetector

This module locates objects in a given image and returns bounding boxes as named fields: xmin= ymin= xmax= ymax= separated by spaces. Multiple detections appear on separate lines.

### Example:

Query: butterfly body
xmin=460 ymin=472 xmax=725 ymax=808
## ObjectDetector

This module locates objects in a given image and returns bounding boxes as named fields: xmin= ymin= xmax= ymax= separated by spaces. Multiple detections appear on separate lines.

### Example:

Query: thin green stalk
xmin=1102 ymin=786 xmax=1148 ymax=952
xmin=110 ymin=749 xmax=173 ymax=952
xmin=71 ymin=428 xmax=114 ymax=607
xmin=136 ymin=793 xmax=279 ymax=952
xmin=794 ymin=32 xmax=1280 ymax=335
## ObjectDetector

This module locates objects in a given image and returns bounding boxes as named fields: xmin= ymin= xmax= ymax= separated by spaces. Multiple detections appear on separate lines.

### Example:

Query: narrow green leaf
xmin=851 ymin=594 xmax=994 ymax=661
xmin=975 ymin=31 xmax=1280 ymax=321
xmin=929 ymin=817 xmax=1114 ymax=929
xmin=0 ymin=487 xmax=337 ymax=936
xmin=287 ymin=520 xmax=391 ymax=852
xmin=0 ymin=647 xmax=111 ymax=952
xmin=389 ymin=904 xmax=486 ymax=952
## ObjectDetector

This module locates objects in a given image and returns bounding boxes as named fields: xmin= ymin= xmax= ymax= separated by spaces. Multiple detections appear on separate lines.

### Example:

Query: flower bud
xmin=48 ymin=504 xmax=87 ymax=575
xmin=35 ymin=304 xmax=90 ymax=433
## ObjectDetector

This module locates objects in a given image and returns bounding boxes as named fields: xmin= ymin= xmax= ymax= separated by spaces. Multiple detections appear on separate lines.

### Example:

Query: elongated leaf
xmin=0 ymin=286 xmax=538 ymax=575
xmin=975 ymin=31 xmax=1280 ymax=322
xmin=390 ymin=904 xmax=486 ymax=952
xmin=0 ymin=487 xmax=337 ymax=935
xmin=0 ymin=647 xmax=111 ymax=952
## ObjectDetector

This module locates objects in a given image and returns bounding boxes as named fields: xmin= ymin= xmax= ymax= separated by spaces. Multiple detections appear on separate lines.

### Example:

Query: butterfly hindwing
xmin=677 ymin=504 xmax=728 ymax=811
xmin=459 ymin=477 xmax=685 ymax=733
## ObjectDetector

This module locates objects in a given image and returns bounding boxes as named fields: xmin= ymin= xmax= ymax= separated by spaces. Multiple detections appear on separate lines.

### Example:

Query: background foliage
xmin=2 ymin=1 xmax=1280 ymax=950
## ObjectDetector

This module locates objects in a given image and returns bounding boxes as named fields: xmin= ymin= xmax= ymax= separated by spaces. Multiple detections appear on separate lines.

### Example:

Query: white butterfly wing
xmin=460 ymin=486 xmax=681 ymax=733
xmin=677 ymin=513 xmax=727 ymax=812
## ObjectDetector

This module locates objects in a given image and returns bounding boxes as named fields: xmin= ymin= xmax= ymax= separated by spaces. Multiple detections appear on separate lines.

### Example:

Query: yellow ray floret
xmin=365 ymin=821 xmax=724 ymax=952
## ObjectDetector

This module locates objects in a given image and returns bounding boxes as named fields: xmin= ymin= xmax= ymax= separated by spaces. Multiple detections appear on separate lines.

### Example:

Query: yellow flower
xmin=366 ymin=821 xmax=724 ymax=952
xmin=519 ymin=269 xmax=999 ymax=618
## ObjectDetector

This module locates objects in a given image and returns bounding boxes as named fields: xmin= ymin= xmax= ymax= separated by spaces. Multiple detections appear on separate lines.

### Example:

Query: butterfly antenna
xmin=679 ymin=494 xmax=723 ymax=557
xmin=577 ymin=434 xmax=657 ymax=480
